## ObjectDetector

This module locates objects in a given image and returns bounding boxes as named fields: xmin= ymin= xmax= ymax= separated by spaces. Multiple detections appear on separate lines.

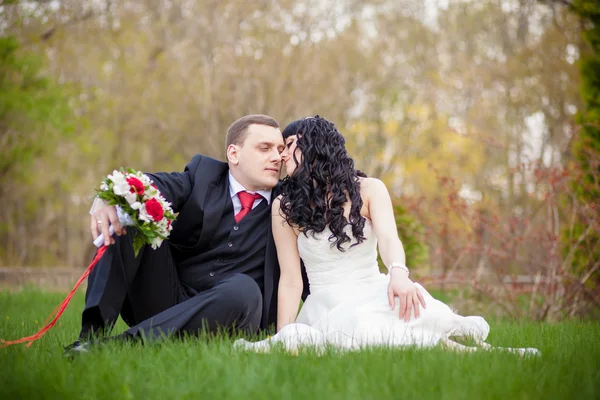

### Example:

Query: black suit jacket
xmin=147 ymin=154 xmax=308 ymax=331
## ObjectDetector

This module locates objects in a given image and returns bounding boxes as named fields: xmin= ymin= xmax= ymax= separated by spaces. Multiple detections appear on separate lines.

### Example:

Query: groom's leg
xmin=80 ymin=231 xmax=182 ymax=339
xmin=124 ymin=273 xmax=263 ymax=341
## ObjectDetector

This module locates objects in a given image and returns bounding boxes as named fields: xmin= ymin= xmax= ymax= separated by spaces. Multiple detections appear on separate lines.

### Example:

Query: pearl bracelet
xmin=389 ymin=262 xmax=409 ymax=276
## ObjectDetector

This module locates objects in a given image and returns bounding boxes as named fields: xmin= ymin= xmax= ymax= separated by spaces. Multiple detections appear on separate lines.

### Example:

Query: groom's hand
xmin=90 ymin=200 xmax=124 ymax=246
xmin=387 ymin=270 xmax=426 ymax=322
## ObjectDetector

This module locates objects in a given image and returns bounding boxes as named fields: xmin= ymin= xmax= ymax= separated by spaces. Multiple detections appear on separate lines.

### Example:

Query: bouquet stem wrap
xmin=93 ymin=206 xmax=134 ymax=248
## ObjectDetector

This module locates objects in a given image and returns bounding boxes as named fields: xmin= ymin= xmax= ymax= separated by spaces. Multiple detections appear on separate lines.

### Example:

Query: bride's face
xmin=282 ymin=135 xmax=302 ymax=176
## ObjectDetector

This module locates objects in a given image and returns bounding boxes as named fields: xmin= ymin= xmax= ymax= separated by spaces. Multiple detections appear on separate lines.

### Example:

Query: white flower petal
xmin=124 ymin=192 xmax=137 ymax=205
xmin=138 ymin=204 xmax=153 ymax=223
xmin=151 ymin=236 xmax=163 ymax=249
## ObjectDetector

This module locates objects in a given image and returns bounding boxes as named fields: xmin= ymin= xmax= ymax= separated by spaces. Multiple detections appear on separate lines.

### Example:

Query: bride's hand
xmin=387 ymin=270 xmax=426 ymax=322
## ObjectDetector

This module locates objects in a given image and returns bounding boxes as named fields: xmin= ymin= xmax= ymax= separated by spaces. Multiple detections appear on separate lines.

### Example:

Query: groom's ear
xmin=226 ymin=144 xmax=240 ymax=165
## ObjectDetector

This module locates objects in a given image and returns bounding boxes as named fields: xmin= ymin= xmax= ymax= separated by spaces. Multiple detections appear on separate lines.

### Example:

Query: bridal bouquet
xmin=1 ymin=169 xmax=176 ymax=348
xmin=94 ymin=169 xmax=176 ymax=256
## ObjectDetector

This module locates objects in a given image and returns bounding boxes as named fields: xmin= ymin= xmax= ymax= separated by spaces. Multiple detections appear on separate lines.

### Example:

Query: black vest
xmin=173 ymin=194 xmax=271 ymax=293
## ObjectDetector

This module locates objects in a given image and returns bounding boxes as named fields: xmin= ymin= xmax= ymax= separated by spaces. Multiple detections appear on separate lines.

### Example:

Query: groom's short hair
xmin=226 ymin=114 xmax=279 ymax=148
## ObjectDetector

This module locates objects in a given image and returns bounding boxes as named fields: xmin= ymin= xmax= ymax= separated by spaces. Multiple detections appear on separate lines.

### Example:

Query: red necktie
xmin=235 ymin=191 xmax=263 ymax=223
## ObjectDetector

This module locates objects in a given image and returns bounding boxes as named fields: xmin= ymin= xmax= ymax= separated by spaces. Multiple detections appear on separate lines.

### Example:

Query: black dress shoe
xmin=63 ymin=340 xmax=88 ymax=358
xmin=63 ymin=333 xmax=136 ymax=357
xmin=63 ymin=338 xmax=105 ymax=357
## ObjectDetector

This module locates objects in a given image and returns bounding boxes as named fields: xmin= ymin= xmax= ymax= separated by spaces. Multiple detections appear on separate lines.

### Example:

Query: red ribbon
xmin=1 ymin=246 xmax=108 ymax=348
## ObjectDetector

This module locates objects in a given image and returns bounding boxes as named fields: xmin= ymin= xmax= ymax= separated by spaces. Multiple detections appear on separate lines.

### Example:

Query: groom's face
xmin=230 ymin=124 xmax=284 ymax=191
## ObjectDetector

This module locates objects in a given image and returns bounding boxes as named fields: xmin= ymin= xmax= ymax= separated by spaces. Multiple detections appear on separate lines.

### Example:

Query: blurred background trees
xmin=0 ymin=0 xmax=597 ymax=319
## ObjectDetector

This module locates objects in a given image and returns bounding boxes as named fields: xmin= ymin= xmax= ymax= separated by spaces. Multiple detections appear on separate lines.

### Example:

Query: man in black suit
xmin=68 ymin=114 xmax=307 ymax=350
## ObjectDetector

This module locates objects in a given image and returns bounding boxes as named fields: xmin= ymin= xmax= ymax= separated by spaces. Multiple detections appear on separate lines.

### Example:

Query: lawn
xmin=0 ymin=289 xmax=598 ymax=399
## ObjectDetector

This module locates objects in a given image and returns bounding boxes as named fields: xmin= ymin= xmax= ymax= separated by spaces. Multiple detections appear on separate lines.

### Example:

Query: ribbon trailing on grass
xmin=1 ymin=246 xmax=108 ymax=348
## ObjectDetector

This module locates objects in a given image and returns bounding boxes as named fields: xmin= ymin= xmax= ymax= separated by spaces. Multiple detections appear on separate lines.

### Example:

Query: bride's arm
xmin=272 ymin=196 xmax=304 ymax=332
xmin=364 ymin=178 xmax=426 ymax=321
xmin=364 ymin=178 xmax=406 ymax=269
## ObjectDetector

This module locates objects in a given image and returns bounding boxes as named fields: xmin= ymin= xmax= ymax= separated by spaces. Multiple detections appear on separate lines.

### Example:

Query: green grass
xmin=0 ymin=289 xmax=599 ymax=400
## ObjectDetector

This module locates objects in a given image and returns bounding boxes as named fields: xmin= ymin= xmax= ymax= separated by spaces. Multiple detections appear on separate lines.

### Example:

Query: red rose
xmin=127 ymin=177 xmax=145 ymax=196
xmin=145 ymin=198 xmax=164 ymax=222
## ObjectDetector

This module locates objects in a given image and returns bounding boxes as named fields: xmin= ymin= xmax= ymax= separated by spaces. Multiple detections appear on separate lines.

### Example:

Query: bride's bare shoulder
xmin=358 ymin=177 xmax=388 ymax=197
xmin=358 ymin=177 xmax=390 ymax=219
xmin=272 ymin=194 xmax=288 ymax=219
xmin=271 ymin=194 xmax=301 ymax=236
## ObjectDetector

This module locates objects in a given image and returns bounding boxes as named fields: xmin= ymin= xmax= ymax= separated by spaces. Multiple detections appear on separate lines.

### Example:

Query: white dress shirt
xmin=228 ymin=172 xmax=272 ymax=214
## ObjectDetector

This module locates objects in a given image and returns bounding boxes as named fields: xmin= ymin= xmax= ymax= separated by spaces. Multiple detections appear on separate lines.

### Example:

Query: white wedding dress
xmin=235 ymin=220 xmax=539 ymax=355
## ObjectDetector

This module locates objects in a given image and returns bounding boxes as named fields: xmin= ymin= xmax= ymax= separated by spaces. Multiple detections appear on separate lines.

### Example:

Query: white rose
xmin=107 ymin=170 xmax=125 ymax=184
xmin=108 ymin=171 xmax=131 ymax=196
xmin=112 ymin=182 xmax=131 ymax=196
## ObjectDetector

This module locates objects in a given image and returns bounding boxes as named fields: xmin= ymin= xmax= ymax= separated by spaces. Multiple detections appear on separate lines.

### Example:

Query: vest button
xmin=227 ymin=242 xmax=233 ymax=247
xmin=233 ymin=225 xmax=239 ymax=231
xmin=209 ymin=272 xmax=215 ymax=277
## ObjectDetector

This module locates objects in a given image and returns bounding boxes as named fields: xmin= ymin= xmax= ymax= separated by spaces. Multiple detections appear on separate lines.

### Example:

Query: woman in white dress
xmin=235 ymin=116 xmax=538 ymax=355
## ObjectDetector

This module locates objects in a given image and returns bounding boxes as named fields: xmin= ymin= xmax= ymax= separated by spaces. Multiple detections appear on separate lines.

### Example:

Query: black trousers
xmin=80 ymin=232 xmax=263 ymax=342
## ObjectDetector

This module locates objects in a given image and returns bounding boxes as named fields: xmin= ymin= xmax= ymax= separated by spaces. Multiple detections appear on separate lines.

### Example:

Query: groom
xmin=69 ymin=114 xmax=309 ymax=350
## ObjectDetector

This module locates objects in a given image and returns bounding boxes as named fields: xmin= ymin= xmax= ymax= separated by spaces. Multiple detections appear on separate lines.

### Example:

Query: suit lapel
xmin=197 ymin=174 xmax=230 ymax=246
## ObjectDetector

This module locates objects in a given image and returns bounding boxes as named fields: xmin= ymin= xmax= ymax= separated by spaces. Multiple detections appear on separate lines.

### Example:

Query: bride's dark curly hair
xmin=280 ymin=115 xmax=366 ymax=251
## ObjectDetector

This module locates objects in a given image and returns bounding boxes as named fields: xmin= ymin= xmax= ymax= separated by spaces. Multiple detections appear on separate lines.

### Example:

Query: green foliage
xmin=393 ymin=204 xmax=429 ymax=269
xmin=563 ymin=0 xmax=600 ymax=282
xmin=377 ymin=204 xmax=429 ymax=273
xmin=0 ymin=36 xmax=73 ymax=183
xmin=573 ymin=0 xmax=600 ymax=201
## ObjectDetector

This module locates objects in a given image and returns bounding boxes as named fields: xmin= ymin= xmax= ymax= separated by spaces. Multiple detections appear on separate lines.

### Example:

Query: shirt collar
xmin=228 ymin=171 xmax=272 ymax=204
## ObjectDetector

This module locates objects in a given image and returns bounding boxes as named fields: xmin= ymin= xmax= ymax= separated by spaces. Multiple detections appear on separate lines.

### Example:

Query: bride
xmin=236 ymin=116 xmax=538 ymax=355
